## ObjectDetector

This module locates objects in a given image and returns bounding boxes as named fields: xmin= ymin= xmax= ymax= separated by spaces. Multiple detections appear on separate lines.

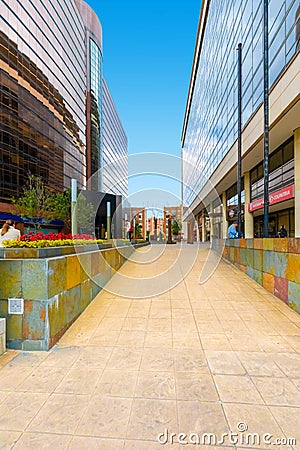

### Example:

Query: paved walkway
xmin=0 ymin=245 xmax=300 ymax=449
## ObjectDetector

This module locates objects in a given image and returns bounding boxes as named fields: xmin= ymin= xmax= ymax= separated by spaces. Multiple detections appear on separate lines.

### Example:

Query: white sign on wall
xmin=8 ymin=298 xmax=24 ymax=315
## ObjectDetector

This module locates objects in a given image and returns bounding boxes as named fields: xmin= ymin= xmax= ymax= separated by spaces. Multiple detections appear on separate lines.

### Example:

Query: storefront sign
xmin=227 ymin=205 xmax=244 ymax=221
xmin=248 ymin=198 xmax=264 ymax=212
xmin=248 ymin=185 xmax=294 ymax=212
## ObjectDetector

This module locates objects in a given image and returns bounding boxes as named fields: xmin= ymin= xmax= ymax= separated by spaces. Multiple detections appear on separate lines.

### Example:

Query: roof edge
xmin=181 ymin=0 xmax=210 ymax=146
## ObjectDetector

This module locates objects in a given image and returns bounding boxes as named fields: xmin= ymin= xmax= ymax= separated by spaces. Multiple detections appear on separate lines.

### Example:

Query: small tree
xmin=134 ymin=222 xmax=143 ymax=239
xmin=172 ymin=219 xmax=182 ymax=237
xmin=45 ymin=189 xmax=71 ymax=232
xmin=12 ymin=175 xmax=95 ymax=235
xmin=12 ymin=175 xmax=52 ymax=226
xmin=75 ymin=194 xmax=95 ymax=234
xmin=46 ymin=190 xmax=95 ymax=234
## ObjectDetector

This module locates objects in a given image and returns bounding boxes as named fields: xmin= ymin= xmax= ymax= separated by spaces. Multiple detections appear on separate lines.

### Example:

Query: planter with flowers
xmin=0 ymin=231 xmax=136 ymax=351
xmin=0 ymin=231 xmax=118 ymax=258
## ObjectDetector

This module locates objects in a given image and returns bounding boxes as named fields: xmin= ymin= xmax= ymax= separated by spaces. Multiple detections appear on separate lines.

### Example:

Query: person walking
xmin=128 ymin=222 xmax=133 ymax=241
xmin=228 ymin=221 xmax=238 ymax=239
xmin=279 ymin=224 xmax=287 ymax=238
xmin=0 ymin=219 xmax=21 ymax=247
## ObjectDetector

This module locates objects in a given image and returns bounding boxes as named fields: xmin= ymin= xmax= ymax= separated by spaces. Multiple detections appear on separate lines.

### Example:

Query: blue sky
xmin=86 ymin=0 xmax=200 ymax=203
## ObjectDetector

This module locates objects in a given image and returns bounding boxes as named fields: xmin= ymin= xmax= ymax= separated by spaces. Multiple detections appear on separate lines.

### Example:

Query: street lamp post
xmin=167 ymin=215 xmax=173 ymax=244
xmin=106 ymin=202 xmax=111 ymax=239
xmin=263 ymin=0 xmax=269 ymax=237
xmin=71 ymin=179 xmax=77 ymax=236
xmin=154 ymin=216 xmax=158 ymax=241
xmin=237 ymin=42 xmax=242 ymax=238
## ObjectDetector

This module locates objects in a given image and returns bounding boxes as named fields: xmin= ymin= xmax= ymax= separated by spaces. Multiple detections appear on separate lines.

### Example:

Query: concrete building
xmin=182 ymin=0 xmax=300 ymax=239
xmin=0 ymin=0 xmax=127 ymax=217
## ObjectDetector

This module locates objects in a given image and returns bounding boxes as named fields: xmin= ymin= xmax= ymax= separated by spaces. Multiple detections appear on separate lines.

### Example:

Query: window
xmin=183 ymin=0 xmax=300 ymax=206
xmin=250 ymin=137 xmax=294 ymax=200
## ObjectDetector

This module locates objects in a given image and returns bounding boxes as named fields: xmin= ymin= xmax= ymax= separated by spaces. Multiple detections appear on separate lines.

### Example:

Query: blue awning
xmin=0 ymin=213 xmax=24 ymax=222
xmin=0 ymin=213 xmax=64 ymax=226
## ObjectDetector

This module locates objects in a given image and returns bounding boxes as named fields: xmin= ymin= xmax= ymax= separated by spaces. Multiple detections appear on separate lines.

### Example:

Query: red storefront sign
xmin=248 ymin=184 xmax=294 ymax=212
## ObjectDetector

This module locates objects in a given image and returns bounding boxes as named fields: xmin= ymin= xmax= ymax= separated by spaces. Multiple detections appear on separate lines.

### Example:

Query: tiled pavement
xmin=0 ymin=244 xmax=300 ymax=449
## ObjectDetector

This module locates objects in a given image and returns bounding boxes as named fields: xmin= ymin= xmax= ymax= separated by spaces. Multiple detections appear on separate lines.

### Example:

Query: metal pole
xmin=124 ymin=213 xmax=127 ymax=239
xmin=71 ymin=179 xmax=77 ymax=236
xmin=133 ymin=215 xmax=136 ymax=239
xmin=263 ymin=0 xmax=269 ymax=237
xmin=106 ymin=202 xmax=111 ymax=239
xmin=167 ymin=215 xmax=173 ymax=244
xmin=237 ymin=42 xmax=242 ymax=238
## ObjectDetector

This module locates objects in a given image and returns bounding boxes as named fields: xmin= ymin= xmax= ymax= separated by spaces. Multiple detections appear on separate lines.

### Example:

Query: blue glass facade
xmin=75 ymin=0 xmax=128 ymax=197
xmin=102 ymin=78 xmax=128 ymax=198
xmin=182 ymin=0 xmax=299 ymax=207
xmin=89 ymin=38 xmax=103 ymax=191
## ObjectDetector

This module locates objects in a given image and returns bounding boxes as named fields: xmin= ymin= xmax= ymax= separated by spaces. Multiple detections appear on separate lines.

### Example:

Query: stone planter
xmin=0 ymin=241 xmax=132 ymax=259
xmin=0 ymin=319 xmax=5 ymax=356
xmin=220 ymin=238 xmax=300 ymax=314
xmin=0 ymin=245 xmax=135 ymax=350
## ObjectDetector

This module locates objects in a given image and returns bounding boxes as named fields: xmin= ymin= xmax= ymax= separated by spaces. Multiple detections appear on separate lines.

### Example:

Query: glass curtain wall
xmin=89 ymin=38 xmax=103 ymax=191
xmin=102 ymin=78 xmax=128 ymax=198
xmin=0 ymin=0 xmax=87 ymax=198
xmin=250 ymin=138 xmax=294 ymax=201
xmin=0 ymin=31 xmax=85 ymax=202
xmin=183 ymin=0 xmax=299 ymax=206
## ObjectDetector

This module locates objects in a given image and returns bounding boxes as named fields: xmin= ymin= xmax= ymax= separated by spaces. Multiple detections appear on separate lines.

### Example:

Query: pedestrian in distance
xmin=0 ymin=219 xmax=21 ymax=247
xmin=128 ymin=224 xmax=133 ymax=241
xmin=228 ymin=221 xmax=239 ymax=239
xmin=279 ymin=224 xmax=287 ymax=238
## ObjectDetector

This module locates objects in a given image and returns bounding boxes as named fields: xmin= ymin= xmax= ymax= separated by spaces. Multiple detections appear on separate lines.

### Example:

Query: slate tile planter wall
xmin=0 ymin=245 xmax=137 ymax=350
xmin=0 ymin=318 xmax=5 ymax=355
xmin=221 ymin=238 xmax=300 ymax=314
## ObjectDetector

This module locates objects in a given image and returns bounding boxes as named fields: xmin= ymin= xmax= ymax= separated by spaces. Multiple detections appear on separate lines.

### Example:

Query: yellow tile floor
xmin=0 ymin=244 xmax=300 ymax=449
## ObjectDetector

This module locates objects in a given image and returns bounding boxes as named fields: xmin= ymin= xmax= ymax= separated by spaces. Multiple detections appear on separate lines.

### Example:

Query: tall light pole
xmin=237 ymin=42 xmax=242 ymax=238
xmin=71 ymin=179 xmax=77 ymax=236
xmin=167 ymin=214 xmax=173 ymax=244
xmin=263 ymin=0 xmax=269 ymax=237
xmin=106 ymin=202 xmax=111 ymax=239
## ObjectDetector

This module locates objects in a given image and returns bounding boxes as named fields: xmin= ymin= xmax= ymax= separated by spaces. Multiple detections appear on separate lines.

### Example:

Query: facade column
xmin=196 ymin=216 xmax=200 ymax=242
xmin=295 ymin=128 xmax=300 ymax=237
xmin=244 ymin=171 xmax=254 ymax=238
xmin=202 ymin=210 xmax=206 ymax=242
xmin=163 ymin=210 xmax=167 ymax=236
xmin=142 ymin=209 xmax=146 ymax=239
xmin=222 ymin=191 xmax=228 ymax=239
xmin=209 ymin=202 xmax=213 ymax=242
xmin=187 ymin=221 xmax=194 ymax=244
